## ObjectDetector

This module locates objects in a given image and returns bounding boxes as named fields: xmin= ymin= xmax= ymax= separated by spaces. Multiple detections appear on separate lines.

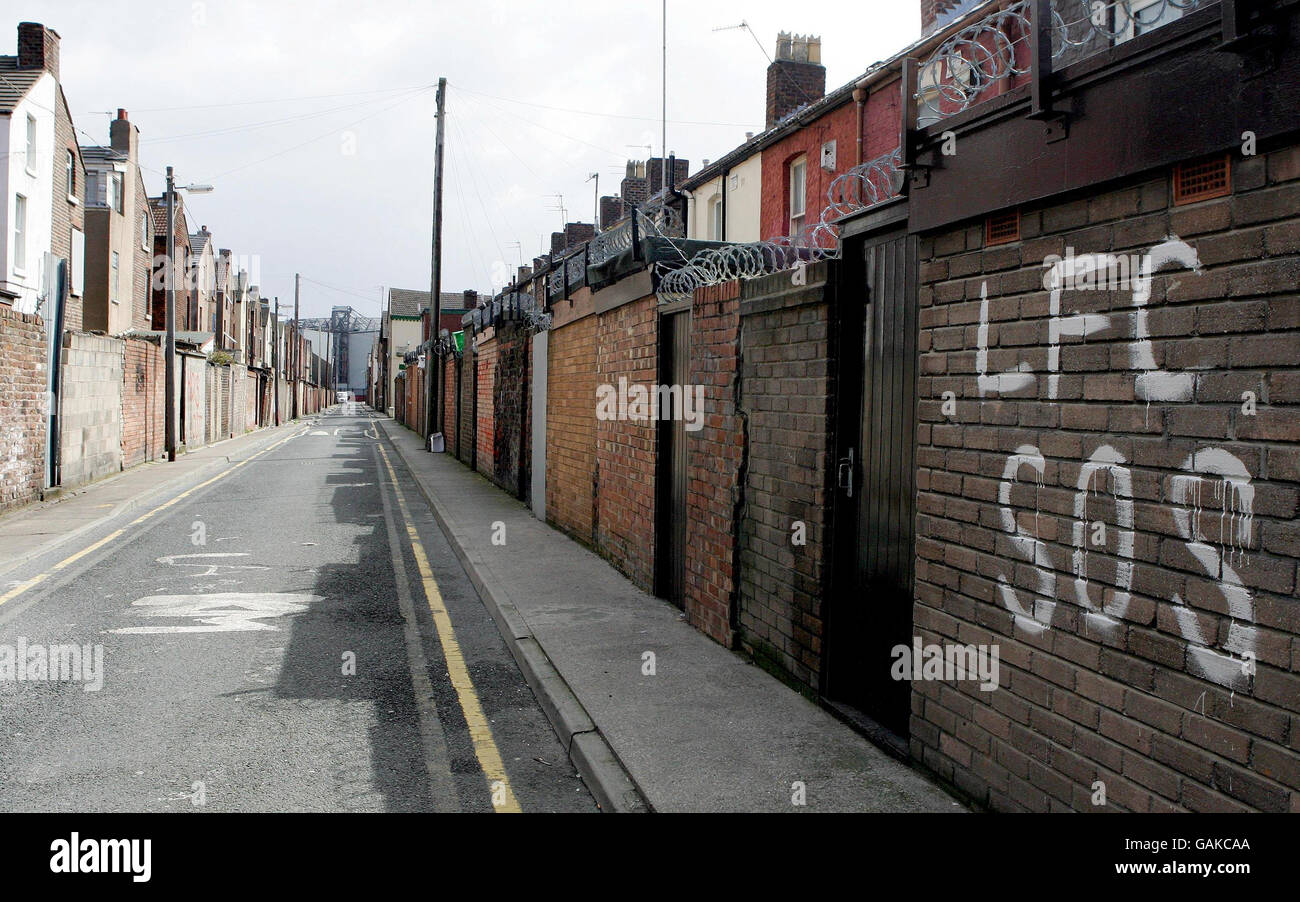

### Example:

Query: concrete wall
xmin=58 ymin=332 xmax=124 ymax=488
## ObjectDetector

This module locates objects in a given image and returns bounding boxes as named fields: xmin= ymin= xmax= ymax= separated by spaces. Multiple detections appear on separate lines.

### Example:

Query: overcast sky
xmin=15 ymin=1 xmax=918 ymax=319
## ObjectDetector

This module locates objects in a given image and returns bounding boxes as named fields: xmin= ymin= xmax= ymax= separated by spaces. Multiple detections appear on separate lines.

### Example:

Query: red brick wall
xmin=685 ymin=281 xmax=744 ymax=645
xmin=476 ymin=335 xmax=497 ymax=478
xmin=760 ymin=102 xmax=857 ymax=241
xmin=405 ymin=362 xmax=424 ymax=437
xmin=912 ymin=146 xmax=1300 ymax=812
xmin=443 ymin=354 xmax=457 ymax=451
xmin=735 ymin=266 xmax=836 ymax=690
xmin=0 ymin=307 xmax=48 ymax=513
xmin=546 ymin=315 xmax=598 ymax=544
xmin=594 ymin=294 xmax=658 ymax=592
xmin=121 ymin=337 xmax=165 ymax=469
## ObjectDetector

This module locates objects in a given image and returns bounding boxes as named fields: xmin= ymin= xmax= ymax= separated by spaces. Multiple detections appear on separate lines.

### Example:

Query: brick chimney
xmin=766 ymin=32 xmax=824 ymax=128
xmin=110 ymin=108 xmax=139 ymax=161
xmin=921 ymin=0 xmax=979 ymax=35
xmin=17 ymin=22 xmax=59 ymax=78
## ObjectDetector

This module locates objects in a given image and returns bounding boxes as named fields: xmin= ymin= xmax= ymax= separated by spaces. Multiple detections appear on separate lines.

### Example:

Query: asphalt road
xmin=0 ymin=405 xmax=596 ymax=813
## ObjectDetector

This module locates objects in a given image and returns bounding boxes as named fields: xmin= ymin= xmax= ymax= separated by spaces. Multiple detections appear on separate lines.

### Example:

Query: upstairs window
xmin=789 ymin=156 xmax=807 ymax=237
xmin=14 ymin=194 xmax=28 ymax=271
xmin=111 ymin=172 xmax=124 ymax=214
xmin=25 ymin=115 xmax=37 ymax=173
xmin=65 ymin=150 xmax=76 ymax=200
xmin=111 ymin=251 xmax=120 ymax=304
xmin=709 ymin=195 xmax=723 ymax=241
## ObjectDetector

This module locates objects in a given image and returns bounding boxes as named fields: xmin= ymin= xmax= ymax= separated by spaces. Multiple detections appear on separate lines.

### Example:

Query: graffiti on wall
xmin=974 ymin=237 xmax=1256 ymax=690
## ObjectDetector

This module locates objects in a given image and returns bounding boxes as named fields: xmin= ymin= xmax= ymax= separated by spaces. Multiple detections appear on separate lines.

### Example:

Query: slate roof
xmin=388 ymin=288 xmax=476 ymax=318
xmin=0 ymin=57 xmax=44 ymax=113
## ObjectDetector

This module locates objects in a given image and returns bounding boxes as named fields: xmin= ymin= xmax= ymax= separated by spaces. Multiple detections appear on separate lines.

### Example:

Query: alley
xmin=0 ymin=407 xmax=595 ymax=813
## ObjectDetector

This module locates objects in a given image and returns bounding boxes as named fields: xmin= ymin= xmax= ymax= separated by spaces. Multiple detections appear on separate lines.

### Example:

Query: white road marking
xmin=111 ymin=592 xmax=318 ymax=634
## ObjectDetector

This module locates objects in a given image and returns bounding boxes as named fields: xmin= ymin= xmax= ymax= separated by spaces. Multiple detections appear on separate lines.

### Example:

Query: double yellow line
xmin=0 ymin=427 xmax=306 ymax=610
xmin=376 ymin=443 xmax=520 ymax=813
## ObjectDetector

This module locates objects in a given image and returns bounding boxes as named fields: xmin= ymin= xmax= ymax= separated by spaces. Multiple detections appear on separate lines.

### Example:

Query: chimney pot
xmin=117 ymin=108 xmax=127 ymax=120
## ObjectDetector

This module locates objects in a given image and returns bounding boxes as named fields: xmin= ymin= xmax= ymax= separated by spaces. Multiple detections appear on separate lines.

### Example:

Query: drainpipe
xmin=720 ymin=167 xmax=729 ymax=242
xmin=853 ymin=86 xmax=866 ymax=167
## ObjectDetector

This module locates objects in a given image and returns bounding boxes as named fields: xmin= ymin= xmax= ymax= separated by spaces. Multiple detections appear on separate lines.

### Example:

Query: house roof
xmin=81 ymin=145 xmax=127 ymax=166
xmin=0 ymin=57 xmax=44 ymax=113
xmin=388 ymin=288 xmax=470 ymax=318
xmin=189 ymin=232 xmax=210 ymax=255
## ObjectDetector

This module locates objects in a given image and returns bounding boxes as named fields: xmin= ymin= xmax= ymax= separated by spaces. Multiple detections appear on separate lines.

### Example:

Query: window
xmin=111 ymin=172 xmax=123 ymax=214
xmin=709 ymin=195 xmax=723 ymax=241
xmin=142 ymin=207 xmax=151 ymax=250
xmin=13 ymin=195 xmax=27 ymax=271
xmin=789 ymin=156 xmax=807 ymax=237
xmin=66 ymin=150 xmax=76 ymax=200
xmin=86 ymin=170 xmax=100 ymax=205
xmin=111 ymin=252 xmax=120 ymax=304
xmin=25 ymin=115 xmax=36 ymax=173
xmin=70 ymin=227 xmax=84 ymax=297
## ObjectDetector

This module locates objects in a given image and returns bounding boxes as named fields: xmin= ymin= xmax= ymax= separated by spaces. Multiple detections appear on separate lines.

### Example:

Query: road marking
xmin=376 ymin=443 xmax=521 ymax=813
xmin=376 ymin=446 xmax=460 ymax=811
xmin=111 ymin=592 xmax=317 ymax=634
xmin=0 ymin=427 xmax=306 ymax=611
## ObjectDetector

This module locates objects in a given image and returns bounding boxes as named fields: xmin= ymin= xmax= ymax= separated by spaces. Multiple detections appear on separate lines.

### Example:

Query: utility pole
xmin=164 ymin=167 xmax=178 ymax=461
xmin=425 ymin=76 xmax=446 ymax=446
xmin=273 ymin=296 xmax=280 ymax=426
xmin=292 ymin=273 xmax=300 ymax=421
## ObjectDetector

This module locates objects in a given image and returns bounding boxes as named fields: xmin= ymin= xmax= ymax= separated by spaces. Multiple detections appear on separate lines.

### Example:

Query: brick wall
xmin=492 ymin=325 xmax=530 ymax=498
xmin=53 ymin=87 xmax=84 ymax=333
xmin=685 ymin=280 xmax=744 ymax=645
xmin=58 ymin=332 xmax=124 ymax=488
xmin=736 ymin=265 xmax=836 ymax=692
xmin=546 ymin=314 xmax=598 ymax=544
xmin=121 ymin=337 xmax=164 ymax=469
xmin=0 ymin=307 xmax=48 ymax=513
xmin=476 ymin=334 xmax=497 ymax=478
xmin=459 ymin=351 xmax=474 ymax=462
xmin=594 ymin=294 xmax=658 ymax=591
xmin=443 ymin=354 xmax=457 ymax=452
xmin=760 ymin=102 xmax=856 ymax=241
xmin=912 ymin=146 xmax=1300 ymax=812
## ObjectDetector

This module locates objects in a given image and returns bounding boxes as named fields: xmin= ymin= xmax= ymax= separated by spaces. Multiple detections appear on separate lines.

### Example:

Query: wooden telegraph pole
xmin=425 ymin=77 xmax=446 ymax=447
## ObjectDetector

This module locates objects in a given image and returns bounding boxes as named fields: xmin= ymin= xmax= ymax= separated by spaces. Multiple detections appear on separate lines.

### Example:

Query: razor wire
xmin=916 ymin=0 xmax=1208 ymax=126
xmin=651 ymin=147 xmax=903 ymax=305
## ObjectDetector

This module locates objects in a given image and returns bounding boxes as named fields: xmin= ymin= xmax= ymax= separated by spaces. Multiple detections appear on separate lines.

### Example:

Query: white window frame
xmin=24 ymin=115 xmax=37 ymax=176
xmin=111 ymin=251 xmax=120 ymax=304
xmin=70 ymin=227 xmax=84 ymax=297
xmin=709 ymin=195 xmax=723 ymax=241
xmin=13 ymin=194 xmax=28 ymax=273
xmin=66 ymin=150 xmax=77 ymax=203
xmin=142 ymin=206 xmax=151 ymax=250
xmin=789 ymin=156 xmax=807 ymax=237
xmin=111 ymin=171 xmax=124 ymax=214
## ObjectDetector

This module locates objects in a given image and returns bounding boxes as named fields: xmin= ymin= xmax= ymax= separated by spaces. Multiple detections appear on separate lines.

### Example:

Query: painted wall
xmin=1 ymin=74 xmax=56 ymax=314
xmin=687 ymin=153 xmax=763 ymax=244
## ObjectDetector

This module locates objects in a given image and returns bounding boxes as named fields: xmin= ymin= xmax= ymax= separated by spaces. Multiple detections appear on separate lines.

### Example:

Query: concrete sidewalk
xmin=378 ymin=417 xmax=964 ymax=813
xmin=0 ymin=417 xmax=313 ymax=579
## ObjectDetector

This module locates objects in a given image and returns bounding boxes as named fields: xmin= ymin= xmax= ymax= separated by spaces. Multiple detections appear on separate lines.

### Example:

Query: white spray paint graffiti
xmin=977 ymin=236 xmax=1256 ymax=688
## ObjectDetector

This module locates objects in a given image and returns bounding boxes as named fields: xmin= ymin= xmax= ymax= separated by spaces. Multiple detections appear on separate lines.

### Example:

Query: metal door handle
xmin=837 ymin=448 xmax=855 ymax=498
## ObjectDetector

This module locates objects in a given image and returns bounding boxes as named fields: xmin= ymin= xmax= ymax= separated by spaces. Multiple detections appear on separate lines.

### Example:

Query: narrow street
xmin=0 ymin=406 xmax=595 ymax=813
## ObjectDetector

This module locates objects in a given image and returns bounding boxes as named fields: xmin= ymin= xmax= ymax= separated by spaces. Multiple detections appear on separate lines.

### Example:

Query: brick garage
xmin=546 ymin=311 xmax=597 ymax=544
xmin=594 ymin=292 xmax=658 ymax=592
xmin=911 ymin=147 xmax=1300 ymax=812
xmin=0 ymin=307 xmax=48 ymax=513
xmin=121 ymin=336 xmax=165 ymax=469
xmin=685 ymin=281 xmax=744 ymax=645
xmin=735 ymin=265 xmax=836 ymax=692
